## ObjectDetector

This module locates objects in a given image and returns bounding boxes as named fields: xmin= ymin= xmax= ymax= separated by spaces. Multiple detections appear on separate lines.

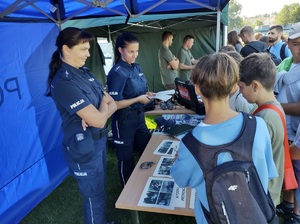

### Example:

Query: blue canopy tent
xmin=0 ymin=1 xmax=229 ymax=223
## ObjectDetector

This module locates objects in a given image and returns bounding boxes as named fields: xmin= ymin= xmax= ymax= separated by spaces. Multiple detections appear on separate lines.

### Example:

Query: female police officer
xmin=107 ymin=32 xmax=155 ymax=187
xmin=48 ymin=27 xmax=117 ymax=224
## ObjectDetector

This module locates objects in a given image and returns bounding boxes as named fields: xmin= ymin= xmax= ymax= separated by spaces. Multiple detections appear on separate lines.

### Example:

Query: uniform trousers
xmin=63 ymin=135 xmax=107 ymax=224
xmin=112 ymin=109 xmax=151 ymax=187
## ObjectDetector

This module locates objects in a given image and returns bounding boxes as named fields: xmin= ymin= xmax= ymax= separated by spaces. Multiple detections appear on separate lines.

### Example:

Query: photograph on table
xmin=138 ymin=177 xmax=176 ymax=209
xmin=153 ymin=156 xmax=175 ymax=178
xmin=153 ymin=140 xmax=179 ymax=157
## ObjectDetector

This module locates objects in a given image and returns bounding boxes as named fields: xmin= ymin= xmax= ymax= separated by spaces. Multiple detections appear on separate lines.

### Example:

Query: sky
xmin=236 ymin=0 xmax=300 ymax=17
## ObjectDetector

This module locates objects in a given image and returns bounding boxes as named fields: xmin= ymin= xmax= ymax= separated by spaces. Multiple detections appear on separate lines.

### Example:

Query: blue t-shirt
xmin=171 ymin=113 xmax=278 ymax=224
xmin=269 ymin=40 xmax=292 ymax=60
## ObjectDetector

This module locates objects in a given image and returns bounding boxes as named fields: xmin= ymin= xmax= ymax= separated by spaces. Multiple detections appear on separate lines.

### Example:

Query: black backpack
xmin=182 ymin=113 xmax=277 ymax=224
xmin=247 ymin=44 xmax=282 ymax=66
xmin=269 ymin=43 xmax=288 ymax=61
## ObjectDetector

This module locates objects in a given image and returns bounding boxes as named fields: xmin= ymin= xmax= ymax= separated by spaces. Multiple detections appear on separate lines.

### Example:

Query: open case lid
xmin=175 ymin=78 xmax=200 ymax=107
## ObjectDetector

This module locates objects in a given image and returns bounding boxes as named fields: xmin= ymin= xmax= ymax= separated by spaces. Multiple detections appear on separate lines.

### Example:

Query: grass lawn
xmin=20 ymin=141 xmax=196 ymax=224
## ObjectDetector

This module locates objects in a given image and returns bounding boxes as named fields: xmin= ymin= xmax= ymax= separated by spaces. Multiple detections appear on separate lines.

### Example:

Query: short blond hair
xmin=191 ymin=53 xmax=239 ymax=100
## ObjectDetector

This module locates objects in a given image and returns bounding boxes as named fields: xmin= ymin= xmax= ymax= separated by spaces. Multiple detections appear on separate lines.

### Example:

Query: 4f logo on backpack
xmin=182 ymin=113 xmax=277 ymax=224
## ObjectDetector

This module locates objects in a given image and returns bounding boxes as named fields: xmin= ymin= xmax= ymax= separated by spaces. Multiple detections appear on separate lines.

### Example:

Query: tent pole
xmin=216 ymin=8 xmax=221 ymax=52
xmin=107 ymin=25 xmax=112 ymax=44
xmin=224 ymin=25 xmax=228 ymax=45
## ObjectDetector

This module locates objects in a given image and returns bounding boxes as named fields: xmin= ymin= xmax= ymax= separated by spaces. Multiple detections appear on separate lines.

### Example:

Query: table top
xmin=146 ymin=104 xmax=195 ymax=115
xmin=115 ymin=134 xmax=194 ymax=217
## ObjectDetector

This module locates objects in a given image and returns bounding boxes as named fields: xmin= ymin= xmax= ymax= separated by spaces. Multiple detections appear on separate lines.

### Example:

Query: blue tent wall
xmin=0 ymin=23 xmax=68 ymax=224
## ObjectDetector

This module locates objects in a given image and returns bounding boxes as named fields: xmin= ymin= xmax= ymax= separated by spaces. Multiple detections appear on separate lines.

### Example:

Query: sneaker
xmin=276 ymin=202 xmax=294 ymax=216
xmin=284 ymin=213 xmax=300 ymax=224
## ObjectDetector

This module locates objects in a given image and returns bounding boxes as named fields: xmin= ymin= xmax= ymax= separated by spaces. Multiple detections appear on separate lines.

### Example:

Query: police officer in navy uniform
xmin=107 ymin=32 xmax=155 ymax=187
xmin=48 ymin=27 xmax=117 ymax=224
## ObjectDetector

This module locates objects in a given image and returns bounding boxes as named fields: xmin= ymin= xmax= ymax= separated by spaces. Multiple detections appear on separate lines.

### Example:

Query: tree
xmin=228 ymin=0 xmax=243 ymax=31
xmin=275 ymin=3 xmax=300 ymax=25
xmin=254 ymin=20 xmax=264 ymax=27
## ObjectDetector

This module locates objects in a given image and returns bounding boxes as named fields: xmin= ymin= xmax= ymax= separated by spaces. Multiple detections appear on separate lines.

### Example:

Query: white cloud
xmin=236 ymin=0 xmax=300 ymax=17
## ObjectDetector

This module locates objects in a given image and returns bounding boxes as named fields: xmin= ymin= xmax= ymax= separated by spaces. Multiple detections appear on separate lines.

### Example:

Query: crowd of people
xmin=47 ymin=21 xmax=300 ymax=224
xmin=171 ymin=22 xmax=300 ymax=224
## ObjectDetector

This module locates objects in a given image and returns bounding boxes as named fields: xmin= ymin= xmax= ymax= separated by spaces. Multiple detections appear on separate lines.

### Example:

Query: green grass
xmin=20 ymin=144 xmax=196 ymax=224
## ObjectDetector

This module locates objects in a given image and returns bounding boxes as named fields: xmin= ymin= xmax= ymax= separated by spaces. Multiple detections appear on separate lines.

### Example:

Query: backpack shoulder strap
xmin=253 ymin=103 xmax=298 ymax=190
xmin=181 ymin=112 xmax=256 ymax=173
xmin=280 ymin=43 xmax=287 ymax=61
xmin=253 ymin=104 xmax=287 ymax=145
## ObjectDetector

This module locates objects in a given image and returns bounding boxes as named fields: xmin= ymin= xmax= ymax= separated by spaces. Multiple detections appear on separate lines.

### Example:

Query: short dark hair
xmin=269 ymin=25 xmax=283 ymax=33
xmin=162 ymin=31 xmax=173 ymax=41
xmin=183 ymin=35 xmax=194 ymax=44
xmin=239 ymin=26 xmax=254 ymax=36
xmin=239 ymin=53 xmax=276 ymax=91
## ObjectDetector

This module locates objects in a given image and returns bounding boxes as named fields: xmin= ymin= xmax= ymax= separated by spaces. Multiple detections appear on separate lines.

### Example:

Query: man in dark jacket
xmin=239 ymin=26 xmax=267 ymax=57
xmin=239 ymin=26 xmax=282 ymax=65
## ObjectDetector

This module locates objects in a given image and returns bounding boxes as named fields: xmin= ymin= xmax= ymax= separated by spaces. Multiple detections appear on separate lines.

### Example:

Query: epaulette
xmin=60 ymin=69 xmax=72 ymax=80
xmin=80 ymin=67 xmax=91 ymax=73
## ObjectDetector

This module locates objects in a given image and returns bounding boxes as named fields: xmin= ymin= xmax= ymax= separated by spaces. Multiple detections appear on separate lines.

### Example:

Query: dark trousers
xmin=63 ymin=136 xmax=107 ymax=224
xmin=112 ymin=110 xmax=151 ymax=187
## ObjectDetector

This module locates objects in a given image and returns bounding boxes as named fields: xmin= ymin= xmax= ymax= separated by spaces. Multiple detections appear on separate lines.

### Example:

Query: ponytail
xmin=49 ymin=50 xmax=61 ymax=83
xmin=114 ymin=32 xmax=139 ymax=64
xmin=47 ymin=27 xmax=94 ymax=96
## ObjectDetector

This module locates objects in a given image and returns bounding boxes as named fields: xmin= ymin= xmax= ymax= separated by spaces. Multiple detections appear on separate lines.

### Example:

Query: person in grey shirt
xmin=158 ymin=31 xmax=179 ymax=89
xmin=177 ymin=35 xmax=199 ymax=81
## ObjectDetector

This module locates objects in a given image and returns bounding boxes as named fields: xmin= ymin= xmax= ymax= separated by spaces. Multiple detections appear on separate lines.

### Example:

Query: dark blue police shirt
xmin=51 ymin=62 xmax=105 ymax=129
xmin=107 ymin=60 xmax=147 ymax=110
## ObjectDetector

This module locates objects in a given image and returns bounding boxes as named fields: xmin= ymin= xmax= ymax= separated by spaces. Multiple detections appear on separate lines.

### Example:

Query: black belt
xmin=288 ymin=140 xmax=293 ymax=145
xmin=92 ymin=126 xmax=108 ymax=140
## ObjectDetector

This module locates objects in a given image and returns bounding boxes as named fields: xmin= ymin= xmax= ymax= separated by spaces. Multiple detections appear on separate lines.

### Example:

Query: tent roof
xmin=0 ymin=0 xmax=229 ymax=27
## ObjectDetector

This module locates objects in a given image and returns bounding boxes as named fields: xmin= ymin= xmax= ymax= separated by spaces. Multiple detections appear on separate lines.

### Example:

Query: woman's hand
xmin=138 ymin=94 xmax=152 ymax=104
xmin=81 ymin=119 xmax=89 ymax=131
xmin=147 ymin=92 xmax=156 ymax=97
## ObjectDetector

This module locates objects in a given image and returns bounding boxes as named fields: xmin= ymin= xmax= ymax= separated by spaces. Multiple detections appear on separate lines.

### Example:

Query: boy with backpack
xmin=170 ymin=53 xmax=278 ymax=224
xmin=239 ymin=52 xmax=297 ymax=207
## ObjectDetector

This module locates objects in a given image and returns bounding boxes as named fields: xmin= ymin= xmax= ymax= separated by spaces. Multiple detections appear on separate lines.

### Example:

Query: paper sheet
xmin=153 ymin=156 xmax=175 ymax=178
xmin=173 ymin=184 xmax=187 ymax=208
xmin=153 ymin=140 xmax=179 ymax=157
xmin=189 ymin=188 xmax=196 ymax=209
xmin=150 ymin=89 xmax=175 ymax=102
xmin=138 ymin=177 xmax=175 ymax=209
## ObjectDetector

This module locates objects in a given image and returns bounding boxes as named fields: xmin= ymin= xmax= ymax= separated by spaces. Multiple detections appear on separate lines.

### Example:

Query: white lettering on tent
xmin=70 ymin=99 xmax=85 ymax=109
